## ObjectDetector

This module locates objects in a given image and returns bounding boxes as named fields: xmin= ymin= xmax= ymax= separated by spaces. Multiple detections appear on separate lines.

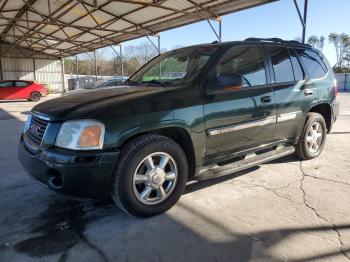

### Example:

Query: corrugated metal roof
xmin=0 ymin=0 xmax=277 ymax=58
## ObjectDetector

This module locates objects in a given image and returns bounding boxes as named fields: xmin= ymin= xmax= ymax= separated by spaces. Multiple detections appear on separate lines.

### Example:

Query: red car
xmin=0 ymin=80 xmax=47 ymax=102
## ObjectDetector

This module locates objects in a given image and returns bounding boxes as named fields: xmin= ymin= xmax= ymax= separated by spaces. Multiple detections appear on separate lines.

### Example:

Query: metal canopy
xmin=0 ymin=0 xmax=276 ymax=58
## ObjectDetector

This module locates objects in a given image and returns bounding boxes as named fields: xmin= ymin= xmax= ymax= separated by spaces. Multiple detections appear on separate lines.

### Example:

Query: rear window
xmin=268 ymin=47 xmax=294 ymax=83
xmin=15 ymin=81 xmax=29 ymax=87
xmin=295 ymin=49 xmax=328 ymax=79
xmin=289 ymin=49 xmax=305 ymax=81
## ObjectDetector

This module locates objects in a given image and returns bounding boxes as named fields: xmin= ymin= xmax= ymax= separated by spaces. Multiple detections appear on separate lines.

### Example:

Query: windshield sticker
xmin=163 ymin=72 xmax=187 ymax=79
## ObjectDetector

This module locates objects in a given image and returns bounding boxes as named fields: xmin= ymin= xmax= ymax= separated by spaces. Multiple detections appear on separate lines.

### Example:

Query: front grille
xmin=25 ymin=114 xmax=49 ymax=149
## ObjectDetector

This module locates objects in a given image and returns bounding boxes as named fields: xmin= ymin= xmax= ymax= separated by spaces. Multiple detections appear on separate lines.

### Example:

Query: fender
xmin=117 ymin=120 xmax=193 ymax=146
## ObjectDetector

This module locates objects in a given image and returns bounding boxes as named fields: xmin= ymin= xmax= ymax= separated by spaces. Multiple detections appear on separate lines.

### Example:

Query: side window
xmin=15 ymin=81 xmax=29 ymax=87
xmin=296 ymin=49 xmax=328 ymax=79
xmin=0 ymin=81 xmax=13 ymax=87
xmin=215 ymin=45 xmax=267 ymax=88
xmin=268 ymin=47 xmax=294 ymax=83
xmin=289 ymin=49 xmax=304 ymax=81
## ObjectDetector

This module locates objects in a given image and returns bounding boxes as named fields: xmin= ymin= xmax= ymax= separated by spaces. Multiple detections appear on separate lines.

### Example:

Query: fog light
xmin=47 ymin=170 xmax=63 ymax=189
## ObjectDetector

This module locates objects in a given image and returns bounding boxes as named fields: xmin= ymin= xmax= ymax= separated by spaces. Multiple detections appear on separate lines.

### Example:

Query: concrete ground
xmin=0 ymin=94 xmax=350 ymax=262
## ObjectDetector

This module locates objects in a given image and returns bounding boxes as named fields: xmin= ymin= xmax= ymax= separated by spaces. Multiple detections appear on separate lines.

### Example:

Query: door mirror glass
xmin=215 ymin=73 xmax=243 ymax=91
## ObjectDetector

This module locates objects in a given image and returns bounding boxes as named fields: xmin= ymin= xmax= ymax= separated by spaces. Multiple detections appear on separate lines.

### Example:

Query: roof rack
xmin=244 ymin=37 xmax=312 ymax=48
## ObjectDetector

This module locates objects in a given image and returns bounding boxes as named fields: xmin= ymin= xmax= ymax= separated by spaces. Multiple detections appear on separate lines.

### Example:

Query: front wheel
xmin=295 ymin=112 xmax=327 ymax=160
xmin=111 ymin=134 xmax=188 ymax=218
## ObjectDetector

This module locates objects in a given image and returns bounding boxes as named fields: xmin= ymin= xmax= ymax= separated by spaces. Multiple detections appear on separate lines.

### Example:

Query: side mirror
xmin=216 ymin=73 xmax=243 ymax=91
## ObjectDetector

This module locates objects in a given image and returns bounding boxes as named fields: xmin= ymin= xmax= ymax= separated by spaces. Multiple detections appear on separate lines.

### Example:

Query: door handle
xmin=261 ymin=96 xmax=272 ymax=103
xmin=304 ymin=88 xmax=314 ymax=96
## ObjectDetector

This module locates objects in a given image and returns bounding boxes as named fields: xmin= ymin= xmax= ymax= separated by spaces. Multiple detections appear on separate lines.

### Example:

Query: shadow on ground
xmin=8 ymin=194 xmax=350 ymax=262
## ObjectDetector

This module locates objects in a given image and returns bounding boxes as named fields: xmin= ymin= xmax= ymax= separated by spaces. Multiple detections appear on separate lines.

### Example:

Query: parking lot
xmin=0 ymin=94 xmax=349 ymax=262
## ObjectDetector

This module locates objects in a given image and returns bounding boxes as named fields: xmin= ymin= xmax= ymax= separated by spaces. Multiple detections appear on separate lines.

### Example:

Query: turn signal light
xmin=79 ymin=126 xmax=102 ymax=148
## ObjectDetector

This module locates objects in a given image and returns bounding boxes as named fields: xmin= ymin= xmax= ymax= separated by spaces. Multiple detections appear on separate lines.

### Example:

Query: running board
xmin=196 ymin=146 xmax=295 ymax=181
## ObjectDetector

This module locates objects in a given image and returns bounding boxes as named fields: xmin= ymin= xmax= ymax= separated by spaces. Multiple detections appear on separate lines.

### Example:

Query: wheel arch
xmin=308 ymin=102 xmax=332 ymax=133
xmin=117 ymin=125 xmax=197 ymax=181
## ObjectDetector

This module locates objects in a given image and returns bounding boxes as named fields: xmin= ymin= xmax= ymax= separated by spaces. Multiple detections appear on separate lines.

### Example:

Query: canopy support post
xmin=293 ymin=0 xmax=308 ymax=43
xmin=207 ymin=17 xmax=222 ymax=42
xmin=110 ymin=44 xmax=124 ymax=77
xmin=146 ymin=33 xmax=161 ymax=54
xmin=76 ymin=55 xmax=79 ymax=89
xmin=93 ymin=49 xmax=97 ymax=81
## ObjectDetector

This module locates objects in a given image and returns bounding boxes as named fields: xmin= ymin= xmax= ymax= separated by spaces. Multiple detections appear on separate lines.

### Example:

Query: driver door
xmin=203 ymin=45 xmax=276 ymax=162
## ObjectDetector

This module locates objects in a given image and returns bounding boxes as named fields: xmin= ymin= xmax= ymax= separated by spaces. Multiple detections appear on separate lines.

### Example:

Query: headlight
xmin=55 ymin=120 xmax=105 ymax=150
xmin=24 ymin=113 xmax=32 ymax=133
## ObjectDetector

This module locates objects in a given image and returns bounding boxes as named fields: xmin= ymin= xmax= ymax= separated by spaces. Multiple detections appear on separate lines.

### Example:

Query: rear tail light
xmin=333 ymin=79 xmax=338 ymax=96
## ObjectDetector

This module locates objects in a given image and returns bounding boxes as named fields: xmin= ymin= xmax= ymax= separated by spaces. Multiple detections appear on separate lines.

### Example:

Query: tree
xmin=307 ymin=35 xmax=319 ymax=49
xmin=64 ymin=41 xmax=163 ymax=77
xmin=328 ymin=33 xmax=350 ymax=71
xmin=307 ymin=35 xmax=326 ymax=51
xmin=319 ymin=36 xmax=325 ymax=51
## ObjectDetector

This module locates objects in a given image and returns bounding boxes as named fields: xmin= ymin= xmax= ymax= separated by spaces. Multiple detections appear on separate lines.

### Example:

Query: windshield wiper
xmin=141 ymin=79 xmax=171 ymax=87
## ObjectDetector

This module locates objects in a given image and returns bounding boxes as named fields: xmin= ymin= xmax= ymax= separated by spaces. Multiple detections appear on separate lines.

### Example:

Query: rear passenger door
xmin=204 ymin=45 xmax=276 ymax=162
xmin=295 ymin=49 xmax=330 ymax=101
xmin=265 ymin=45 xmax=310 ymax=141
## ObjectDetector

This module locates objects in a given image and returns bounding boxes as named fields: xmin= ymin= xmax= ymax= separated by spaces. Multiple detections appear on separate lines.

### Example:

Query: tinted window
xmin=268 ymin=47 xmax=294 ymax=83
xmin=216 ymin=46 xmax=266 ymax=87
xmin=0 ymin=81 xmax=13 ymax=87
xmin=15 ymin=81 xmax=29 ymax=87
xmin=296 ymin=49 xmax=328 ymax=79
xmin=290 ymin=49 xmax=304 ymax=80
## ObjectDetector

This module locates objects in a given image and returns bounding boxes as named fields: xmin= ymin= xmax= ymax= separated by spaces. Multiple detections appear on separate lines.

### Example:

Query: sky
xmin=122 ymin=0 xmax=350 ymax=66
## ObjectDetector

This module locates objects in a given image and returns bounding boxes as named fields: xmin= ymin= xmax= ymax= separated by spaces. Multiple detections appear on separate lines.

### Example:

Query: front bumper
xmin=40 ymin=90 xmax=48 ymax=97
xmin=18 ymin=136 xmax=119 ymax=199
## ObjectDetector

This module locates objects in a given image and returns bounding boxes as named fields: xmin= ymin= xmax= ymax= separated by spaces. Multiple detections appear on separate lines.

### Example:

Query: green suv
xmin=18 ymin=38 xmax=339 ymax=217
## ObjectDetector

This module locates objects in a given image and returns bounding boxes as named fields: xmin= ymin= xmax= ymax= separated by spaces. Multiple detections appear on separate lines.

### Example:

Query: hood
xmin=32 ymin=86 xmax=167 ymax=120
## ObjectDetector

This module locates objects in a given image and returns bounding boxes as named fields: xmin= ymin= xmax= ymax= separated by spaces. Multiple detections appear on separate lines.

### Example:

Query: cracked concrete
xmin=1 ymin=94 xmax=350 ymax=262
xmin=299 ymin=161 xmax=350 ymax=261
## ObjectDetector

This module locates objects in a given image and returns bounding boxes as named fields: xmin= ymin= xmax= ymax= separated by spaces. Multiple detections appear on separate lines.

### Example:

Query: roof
xmin=0 ymin=0 xmax=276 ymax=58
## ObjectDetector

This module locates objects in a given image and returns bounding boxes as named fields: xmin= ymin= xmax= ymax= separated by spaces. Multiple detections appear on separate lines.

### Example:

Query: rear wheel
xmin=296 ymin=112 xmax=326 ymax=160
xmin=29 ymin=92 xmax=41 ymax=102
xmin=111 ymin=134 xmax=188 ymax=218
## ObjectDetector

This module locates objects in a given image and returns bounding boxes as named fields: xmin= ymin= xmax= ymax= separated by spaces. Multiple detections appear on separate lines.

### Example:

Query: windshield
xmin=85 ymin=79 xmax=124 ymax=89
xmin=128 ymin=46 xmax=218 ymax=87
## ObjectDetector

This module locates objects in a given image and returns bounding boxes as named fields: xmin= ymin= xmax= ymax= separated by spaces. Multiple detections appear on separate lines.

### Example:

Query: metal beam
xmin=61 ymin=58 xmax=65 ymax=93
xmin=206 ymin=18 xmax=222 ymax=42
xmin=146 ymin=34 xmax=161 ymax=54
xmin=0 ymin=53 xmax=3 ymax=80
xmin=110 ymin=44 xmax=124 ymax=77
xmin=293 ymin=0 xmax=308 ymax=43
xmin=32 ymin=58 xmax=36 ymax=81
xmin=2 ymin=0 xmax=37 ymax=35
xmin=76 ymin=55 xmax=79 ymax=89
xmin=302 ymin=0 xmax=308 ymax=43
xmin=93 ymin=50 xmax=98 ymax=81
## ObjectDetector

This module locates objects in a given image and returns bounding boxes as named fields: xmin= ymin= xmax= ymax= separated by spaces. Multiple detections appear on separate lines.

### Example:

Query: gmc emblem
xmin=29 ymin=123 xmax=41 ymax=136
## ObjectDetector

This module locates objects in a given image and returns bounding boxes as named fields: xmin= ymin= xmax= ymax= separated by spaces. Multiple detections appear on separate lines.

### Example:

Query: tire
xmin=111 ymin=134 xmax=188 ymax=218
xmin=29 ymin=92 xmax=41 ymax=102
xmin=295 ymin=112 xmax=327 ymax=160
